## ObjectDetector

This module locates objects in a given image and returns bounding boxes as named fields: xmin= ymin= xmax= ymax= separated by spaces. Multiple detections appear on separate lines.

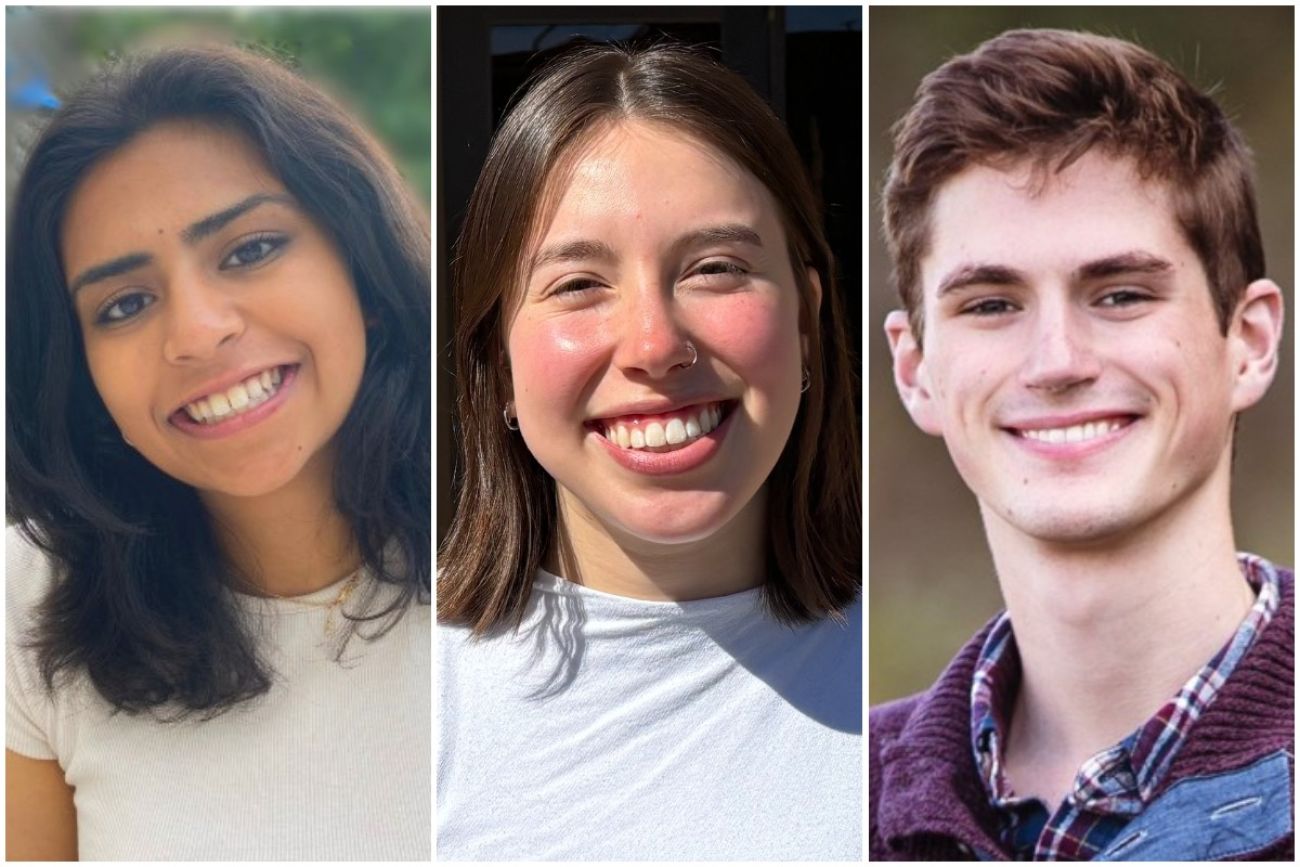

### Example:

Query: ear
xmin=801 ymin=267 xmax=823 ymax=361
xmin=884 ymin=309 xmax=943 ymax=436
xmin=1228 ymin=279 xmax=1284 ymax=413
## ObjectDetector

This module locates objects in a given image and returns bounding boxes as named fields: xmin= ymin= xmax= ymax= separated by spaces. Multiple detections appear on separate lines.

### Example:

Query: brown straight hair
xmin=439 ymin=42 xmax=860 ymax=633
xmin=883 ymin=28 xmax=1264 ymax=343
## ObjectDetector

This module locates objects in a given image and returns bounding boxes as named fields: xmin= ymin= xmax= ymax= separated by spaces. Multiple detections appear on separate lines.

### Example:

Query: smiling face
xmin=61 ymin=121 xmax=367 ymax=501
xmin=506 ymin=120 xmax=809 ymax=544
xmin=888 ymin=151 xmax=1272 ymax=545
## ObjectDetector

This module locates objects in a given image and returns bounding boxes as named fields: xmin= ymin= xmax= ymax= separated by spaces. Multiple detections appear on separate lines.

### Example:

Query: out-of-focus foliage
xmin=869 ymin=6 xmax=1294 ymax=704
xmin=6 ymin=7 xmax=430 ymax=204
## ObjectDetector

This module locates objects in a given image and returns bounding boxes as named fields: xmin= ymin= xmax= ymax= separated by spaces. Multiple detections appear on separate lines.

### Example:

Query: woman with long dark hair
xmin=6 ymin=45 xmax=430 ymax=860
xmin=438 ymin=42 xmax=861 ymax=860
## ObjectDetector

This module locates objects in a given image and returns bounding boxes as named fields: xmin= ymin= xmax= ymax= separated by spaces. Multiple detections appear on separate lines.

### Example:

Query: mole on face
xmin=157 ymin=228 xmax=164 ymax=235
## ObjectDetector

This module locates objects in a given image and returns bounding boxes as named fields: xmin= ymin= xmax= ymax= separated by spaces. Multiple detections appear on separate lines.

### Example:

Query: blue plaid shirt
xmin=970 ymin=555 xmax=1282 ymax=860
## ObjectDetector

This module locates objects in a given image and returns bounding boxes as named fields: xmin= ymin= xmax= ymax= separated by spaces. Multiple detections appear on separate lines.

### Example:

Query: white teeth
xmin=1022 ymin=418 xmax=1124 ymax=444
xmin=602 ymin=403 xmax=727 ymax=452
xmin=665 ymin=418 xmax=687 ymax=445
xmin=182 ymin=366 xmax=287 ymax=425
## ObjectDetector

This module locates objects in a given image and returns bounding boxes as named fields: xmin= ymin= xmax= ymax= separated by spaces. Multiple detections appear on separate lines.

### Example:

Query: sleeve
xmin=6 ymin=525 xmax=60 ymax=760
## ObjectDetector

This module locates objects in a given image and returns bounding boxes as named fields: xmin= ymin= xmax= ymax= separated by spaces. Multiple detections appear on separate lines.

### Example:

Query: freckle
xmin=1023 ymin=477 xmax=1029 ymax=486
xmin=157 ymin=228 xmax=164 ymax=235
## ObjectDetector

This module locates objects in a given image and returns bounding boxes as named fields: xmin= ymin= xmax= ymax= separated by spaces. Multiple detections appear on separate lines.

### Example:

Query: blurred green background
xmin=6 ymin=6 xmax=430 ymax=204
xmin=869 ymin=7 xmax=1294 ymax=705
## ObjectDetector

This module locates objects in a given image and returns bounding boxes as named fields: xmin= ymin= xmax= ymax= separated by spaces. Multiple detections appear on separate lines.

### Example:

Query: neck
xmin=548 ymin=486 xmax=767 ymax=601
xmin=984 ymin=464 xmax=1254 ymax=805
xmin=201 ymin=446 xmax=359 ymax=598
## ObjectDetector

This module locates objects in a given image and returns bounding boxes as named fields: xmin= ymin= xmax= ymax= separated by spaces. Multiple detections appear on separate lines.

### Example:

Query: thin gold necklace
xmin=262 ymin=568 xmax=364 ymax=635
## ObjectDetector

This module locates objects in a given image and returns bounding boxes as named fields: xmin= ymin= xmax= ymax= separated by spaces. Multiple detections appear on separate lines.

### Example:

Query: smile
xmin=182 ymin=365 xmax=291 ymax=425
xmin=1016 ymin=416 xmax=1132 ymax=444
xmin=595 ymin=402 xmax=729 ymax=453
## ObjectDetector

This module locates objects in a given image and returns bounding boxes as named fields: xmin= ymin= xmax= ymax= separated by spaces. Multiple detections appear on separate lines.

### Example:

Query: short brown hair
xmin=440 ymin=43 xmax=861 ymax=633
xmin=883 ymin=28 xmax=1264 ymax=342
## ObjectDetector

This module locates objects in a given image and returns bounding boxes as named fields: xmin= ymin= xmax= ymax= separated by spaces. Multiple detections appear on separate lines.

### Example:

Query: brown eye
xmin=220 ymin=234 xmax=289 ymax=270
xmin=96 ymin=291 xmax=156 ymax=325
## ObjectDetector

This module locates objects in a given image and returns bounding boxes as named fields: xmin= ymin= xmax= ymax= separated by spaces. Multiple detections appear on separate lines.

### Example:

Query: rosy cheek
xmin=691 ymin=294 xmax=795 ymax=373
xmin=508 ymin=314 xmax=610 ymax=403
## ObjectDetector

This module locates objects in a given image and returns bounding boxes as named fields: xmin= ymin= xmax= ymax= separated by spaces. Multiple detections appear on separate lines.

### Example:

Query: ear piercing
xmin=503 ymin=401 xmax=519 ymax=431
xmin=800 ymin=365 xmax=811 ymax=394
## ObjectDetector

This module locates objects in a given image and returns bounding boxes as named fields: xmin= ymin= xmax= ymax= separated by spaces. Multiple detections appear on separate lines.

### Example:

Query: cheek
xmin=84 ymin=340 xmax=153 ymax=427
xmin=508 ymin=314 xmax=609 ymax=407
xmin=691 ymin=294 xmax=794 ymax=378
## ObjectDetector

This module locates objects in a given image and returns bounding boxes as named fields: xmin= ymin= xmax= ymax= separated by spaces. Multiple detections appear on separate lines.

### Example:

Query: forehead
xmin=921 ymin=151 xmax=1195 ymax=295
xmin=62 ymin=121 xmax=281 ymax=268
xmin=530 ymin=120 xmax=781 ymax=250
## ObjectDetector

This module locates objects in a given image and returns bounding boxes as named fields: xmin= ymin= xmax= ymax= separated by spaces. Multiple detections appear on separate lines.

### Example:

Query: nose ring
xmin=677 ymin=340 xmax=698 ymax=370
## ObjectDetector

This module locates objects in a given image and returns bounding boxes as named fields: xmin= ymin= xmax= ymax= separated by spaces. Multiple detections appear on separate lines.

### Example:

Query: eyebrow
xmin=935 ymin=250 xmax=1176 ymax=298
xmin=529 ymin=223 xmax=764 ymax=275
xmin=68 ymin=192 xmax=296 ymax=295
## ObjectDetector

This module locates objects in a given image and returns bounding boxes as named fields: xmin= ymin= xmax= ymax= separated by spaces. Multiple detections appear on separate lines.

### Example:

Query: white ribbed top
xmin=438 ymin=571 xmax=862 ymax=860
xmin=6 ymin=526 xmax=430 ymax=861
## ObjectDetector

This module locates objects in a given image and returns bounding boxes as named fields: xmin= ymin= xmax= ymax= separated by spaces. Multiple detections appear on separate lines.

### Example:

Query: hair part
xmin=882 ymin=28 xmax=1264 ymax=344
xmin=7 ymin=45 xmax=431 ymax=717
xmin=440 ymin=42 xmax=861 ymax=633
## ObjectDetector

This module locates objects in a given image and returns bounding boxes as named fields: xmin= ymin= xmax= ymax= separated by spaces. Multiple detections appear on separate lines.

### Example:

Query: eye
xmin=692 ymin=260 xmax=748 ymax=280
xmin=550 ymin=277 xmax=604 ymax=297
xmin=961 ymin=298 xmax=1017 ymax=316
xmin=95 ymin=291 xmax=156 ymax=326
xmin=1096 ymin=288 xmax=1151 ymax=307
xmin=220 ymin=233 xmax=289 ymax=270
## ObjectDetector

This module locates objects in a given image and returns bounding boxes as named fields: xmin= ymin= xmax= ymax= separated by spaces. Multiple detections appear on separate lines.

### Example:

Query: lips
xmin=1003 ymin=412 xmax=1140 ymax=453
xmin=591 ymin=401 xmax=730 ymax=453
xmin=180 ymin=365 xmax=290 ymax=425
xmin=169 ymin=363 xmax=299 ymax=437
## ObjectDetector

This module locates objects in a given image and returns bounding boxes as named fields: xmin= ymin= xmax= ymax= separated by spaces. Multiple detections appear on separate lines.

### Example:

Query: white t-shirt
xmin=6 ymin=526 xmax=431 ymax=861
xmin=437 ymin=571 xmax=862 ymax=861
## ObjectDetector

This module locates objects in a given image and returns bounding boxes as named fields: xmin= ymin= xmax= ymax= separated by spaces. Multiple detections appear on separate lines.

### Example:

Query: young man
xmin=873 ymin=29 xmax=1291 ymax=861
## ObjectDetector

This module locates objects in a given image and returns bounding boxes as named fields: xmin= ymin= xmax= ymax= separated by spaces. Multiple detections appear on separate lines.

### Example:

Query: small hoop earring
xmin=800 ymin=365 xmax=811 ymax=394
xmin=677 ymin=340 xmax=698 ymax=370
xmin=503 ymin=402 xmax=519 ymax=431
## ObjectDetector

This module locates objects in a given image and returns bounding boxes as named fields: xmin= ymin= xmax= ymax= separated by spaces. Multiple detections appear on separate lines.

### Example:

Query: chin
xmin=992 ymin=499 xmax=1144 ymax=547
xmin=598 ymin=491 xmax=741 ymax=546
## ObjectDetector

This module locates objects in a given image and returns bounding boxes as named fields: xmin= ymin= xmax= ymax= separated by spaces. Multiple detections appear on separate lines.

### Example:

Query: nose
xmin=161 ymin=275 xmax=245 ymax=364
xmin=1019 ymin=302 xmax=1101 ymax=392
xmin=611 ymin=283 xmax=695 ymax=378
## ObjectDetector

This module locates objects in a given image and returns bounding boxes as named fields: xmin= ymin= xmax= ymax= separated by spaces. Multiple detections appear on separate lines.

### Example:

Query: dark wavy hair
xmin=439 ymin=43 xmax=861 ymax=633
xmin=6 ymin=46 xmax=431 ymax=717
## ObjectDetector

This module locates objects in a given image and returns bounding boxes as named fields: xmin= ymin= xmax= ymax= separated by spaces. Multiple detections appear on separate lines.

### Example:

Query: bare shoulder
xmin=6 ymin=748 xmax=77 ymax=861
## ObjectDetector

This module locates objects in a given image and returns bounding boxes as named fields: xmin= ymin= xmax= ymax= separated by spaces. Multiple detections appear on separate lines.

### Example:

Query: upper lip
xmin=173 ymin=362 xmax=293 ymax=413
xmin=1001 ymin=410 xmax=1140 ymax=431
xmin=588 ymin=396 xmax=732 ymax=423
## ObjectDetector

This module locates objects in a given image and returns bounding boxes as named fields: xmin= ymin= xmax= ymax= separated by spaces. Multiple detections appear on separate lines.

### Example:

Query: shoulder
xmin=870 ymin=692 xmax=924 ymax=745
xmin=6 ymin=524 xmax=60 ymax=629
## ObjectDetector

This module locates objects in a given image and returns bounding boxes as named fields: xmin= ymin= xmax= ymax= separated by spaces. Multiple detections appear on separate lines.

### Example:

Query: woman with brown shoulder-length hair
xmin=438 ymin=42 xmax=861 ymax=860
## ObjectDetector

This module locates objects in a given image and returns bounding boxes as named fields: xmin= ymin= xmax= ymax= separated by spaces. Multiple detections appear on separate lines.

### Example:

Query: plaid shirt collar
xmin=969 ymin=554 xmax=1282 ymax=860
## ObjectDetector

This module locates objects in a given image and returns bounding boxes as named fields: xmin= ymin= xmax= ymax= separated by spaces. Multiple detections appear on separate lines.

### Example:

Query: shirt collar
xmin=969 ymin=554 xmax=1282 ymax=813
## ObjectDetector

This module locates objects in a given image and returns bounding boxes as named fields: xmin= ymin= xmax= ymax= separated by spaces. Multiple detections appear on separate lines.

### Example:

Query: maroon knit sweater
xmin=870 ymin=570 xmax=1294 ymax=861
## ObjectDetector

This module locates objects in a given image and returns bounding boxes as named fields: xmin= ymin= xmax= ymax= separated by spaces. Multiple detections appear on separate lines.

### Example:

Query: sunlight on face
xmin=507 ymin=120 xmax=807 ymax=545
